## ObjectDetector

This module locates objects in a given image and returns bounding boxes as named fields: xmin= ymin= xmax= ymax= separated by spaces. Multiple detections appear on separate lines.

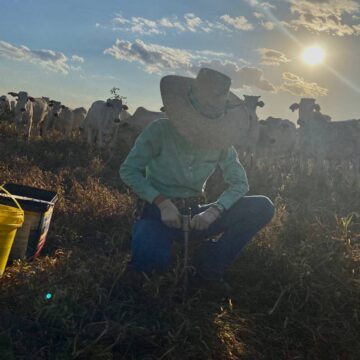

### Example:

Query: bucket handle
xmin=0 ymin=184 xmax=23 ymax=212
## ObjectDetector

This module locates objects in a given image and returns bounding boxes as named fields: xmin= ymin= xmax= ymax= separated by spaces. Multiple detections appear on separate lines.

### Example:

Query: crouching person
xmin=119 ymin=68 xmax=275 ymax=294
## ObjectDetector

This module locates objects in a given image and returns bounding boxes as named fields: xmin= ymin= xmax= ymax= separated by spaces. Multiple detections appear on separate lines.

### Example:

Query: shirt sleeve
xmin=214 ymin=146 xmax=249 ymax=210
xmin=119 ymin=120 xmax=162 ymax=203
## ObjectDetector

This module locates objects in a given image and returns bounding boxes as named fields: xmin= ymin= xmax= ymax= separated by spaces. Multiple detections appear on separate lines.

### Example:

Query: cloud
xmin=195 ymin=60 xmax=275 ymax=91
xmin=261 ymin=2 xmax=276 ymax=10
xmin=253 ymin=12 xmax=264 ymax=19
xmin=353 ymin=24 xmax=360 ymax=32
xmin=262 ymin=21 xmax=275 ymax=30
xmin=104 ymin=39 xmax=193 ymax=73
xmin=158 ymin=17 xmax=186 ymax=31
xmin=249 ymin=0 xmax=276 ymax=10
xmin=257 ymin=48 xmax=291 ymax=66
xmin=253 ymin=11 xmax=275 ymax=30
xmin=219 ymin=15 xmax=254 ymax=31
xmin=104 ymin=38 xmax=275 ymax=92
xmin=71 ymin=55 xmax=84 ymax=63
xmin=113 ymin=15 xmax=163 ymax=35
xmin=0 ymin=40 xmax=73 ymax=74
xmin=280 ymin=72 xmax=329 ymax=97
xmin=287 ymin=0 xmax=360 ymax=36
xmin=193 ymin=49 xmax=231 ymax=58
xmin=184 ymin=13 xmax=204 ymax=32
xmin=111 ymin=13 xmax=249 ymax=35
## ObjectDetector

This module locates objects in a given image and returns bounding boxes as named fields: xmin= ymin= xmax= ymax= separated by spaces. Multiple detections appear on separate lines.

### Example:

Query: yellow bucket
xmin=0 ymin=185 xmax=24 ymax=276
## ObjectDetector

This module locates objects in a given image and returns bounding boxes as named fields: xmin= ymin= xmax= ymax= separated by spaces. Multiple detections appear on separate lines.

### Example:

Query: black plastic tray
xmin=0 ymin=183 xmax=58 ymax=213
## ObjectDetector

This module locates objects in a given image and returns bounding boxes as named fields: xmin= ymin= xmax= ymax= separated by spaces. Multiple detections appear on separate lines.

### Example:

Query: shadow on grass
xmin=222 ymin=189 xmax=360 ymax=359
xmin=0 ymin=123 xmax=359 ymax=359
xmin=0 ymin=246 xmax=245 ymax=359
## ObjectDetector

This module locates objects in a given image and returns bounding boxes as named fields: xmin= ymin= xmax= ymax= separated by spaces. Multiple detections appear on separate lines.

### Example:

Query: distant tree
xmin=110 ymin=87 xmax=127 ymax=103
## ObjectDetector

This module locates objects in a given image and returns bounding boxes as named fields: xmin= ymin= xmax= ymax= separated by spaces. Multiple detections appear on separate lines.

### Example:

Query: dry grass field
xmin=0 ymin=122 xmax=359 ymax=359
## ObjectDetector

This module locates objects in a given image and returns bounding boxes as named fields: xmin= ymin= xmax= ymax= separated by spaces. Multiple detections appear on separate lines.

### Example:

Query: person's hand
xmin=157 ymin=199 xmax=182 ymax=228
xmin=190 ymin=206 xmax=221 ymax=231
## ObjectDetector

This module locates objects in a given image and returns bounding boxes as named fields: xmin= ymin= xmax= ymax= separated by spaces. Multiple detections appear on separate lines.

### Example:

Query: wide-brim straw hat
xmin=160 ymin=67 xmax=250 ymax=150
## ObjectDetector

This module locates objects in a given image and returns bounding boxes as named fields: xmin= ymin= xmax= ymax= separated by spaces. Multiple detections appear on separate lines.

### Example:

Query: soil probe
xmin=182 ymin=207 xmax=191 ymax=294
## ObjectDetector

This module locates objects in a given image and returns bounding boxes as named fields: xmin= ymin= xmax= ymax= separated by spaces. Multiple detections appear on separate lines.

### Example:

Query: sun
xmin=302 ymin=46 xmax=325 ymax=65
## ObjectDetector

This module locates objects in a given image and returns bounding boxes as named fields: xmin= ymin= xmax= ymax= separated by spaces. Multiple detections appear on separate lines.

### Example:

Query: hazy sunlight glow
xmin=243 ymin=0 xmax=360 ymax=94
xmin=302 ymin=46 xmax=325 ymax=65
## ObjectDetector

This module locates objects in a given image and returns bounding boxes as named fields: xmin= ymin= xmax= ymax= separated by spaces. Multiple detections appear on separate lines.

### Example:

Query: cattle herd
xmin=0 ymin=91 xmax=359 ymax=183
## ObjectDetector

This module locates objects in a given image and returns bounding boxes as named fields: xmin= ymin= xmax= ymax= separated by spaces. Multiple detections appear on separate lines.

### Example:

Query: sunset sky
xmin=1 ymin=0 xmax=360 ymax=123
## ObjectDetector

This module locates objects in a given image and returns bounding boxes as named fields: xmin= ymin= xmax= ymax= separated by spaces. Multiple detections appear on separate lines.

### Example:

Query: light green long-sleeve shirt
xmin=119 ymin=118 xmax=249 ymax=210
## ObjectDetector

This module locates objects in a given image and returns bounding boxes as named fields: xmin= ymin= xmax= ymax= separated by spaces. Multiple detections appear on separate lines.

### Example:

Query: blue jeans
xmin=129 ymin=195 xmax=275 ymax=279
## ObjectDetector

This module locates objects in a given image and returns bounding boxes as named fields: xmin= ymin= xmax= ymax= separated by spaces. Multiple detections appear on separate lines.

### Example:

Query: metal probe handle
xmin=182 ymin=207 xmax=192 ymax=295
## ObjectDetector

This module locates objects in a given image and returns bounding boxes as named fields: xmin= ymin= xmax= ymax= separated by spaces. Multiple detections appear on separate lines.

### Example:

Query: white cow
xmin=8 ymin=91 xmax=49 ymax=140
xmin=256 ymin=117 xmax=297 ymax=164
xmin=126 ymin=106 xmax=163 ymax=131
xmin=111 ymin=106 xmax=164 ymax=150
xmin=290 ymin=98 xmax=360 ymax=178
xmin=82 ymin=98 xmax=124 ymax=148
xmin=290 ymin=98 xmax=331 ymax=126
xmin=57 ymin=106 xmax=88 ymax=138
xmin=239 ymin=95 xmax=264 ymax=165
xmin=0 ymin=95 xmax=11 ymax=118
xmin=289 ymin=98 xmax=331 ymax=162
xmin=30 ymin=97 xmax=49 ymax=137
xmin=10 ymin=100 xmax=16 ymax=112
xmin=43 ymin=100 xmax=62 ymax=135
xmin=109 ymin=106 xmax=164 ymax=154
xmin=8 ymin=91 xmax=35 ymax=140
xmin=39 ymin=97 xmax=55 ymax=136
xmin=72 ymin=107 xmax=87 ymax=137
xmin=46 ymin=104 xmax=87 ymax=138
xmin=120 ymin=104 xmax=131 ymax=121
xmin=56 ymin=105 xmax=74 ymax=137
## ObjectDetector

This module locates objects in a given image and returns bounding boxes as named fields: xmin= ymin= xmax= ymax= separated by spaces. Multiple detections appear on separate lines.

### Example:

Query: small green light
xmin=45 ymin=293 xmax=53 ymax=300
